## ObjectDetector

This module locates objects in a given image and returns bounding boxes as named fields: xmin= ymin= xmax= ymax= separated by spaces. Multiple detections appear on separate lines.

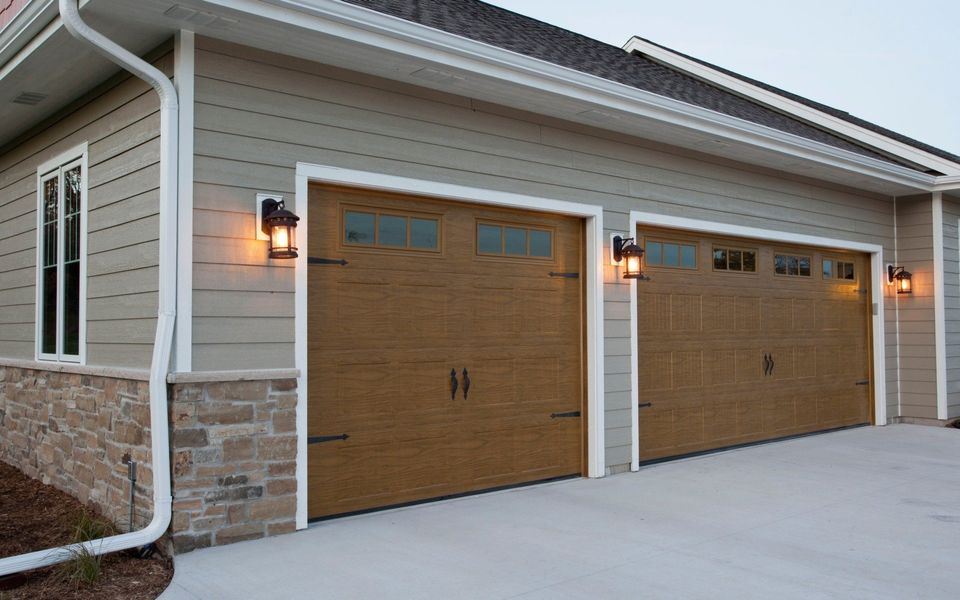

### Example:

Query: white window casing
xmin=35 ymin=143 xmax=88 ymax=365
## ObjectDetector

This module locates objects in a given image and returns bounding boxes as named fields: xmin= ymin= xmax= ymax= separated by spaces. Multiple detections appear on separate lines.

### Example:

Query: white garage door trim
xmin=293 ymin=164 xmax=607 ymax=529
xmin=627 ymin=210 xmax=888 ymax=472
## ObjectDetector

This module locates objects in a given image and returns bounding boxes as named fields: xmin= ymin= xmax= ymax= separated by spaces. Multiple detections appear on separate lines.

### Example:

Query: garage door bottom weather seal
xmin=308 ymin=473 xmax=580 ymax=523
xmin=637 ymin=422 xmax=870 ymax=468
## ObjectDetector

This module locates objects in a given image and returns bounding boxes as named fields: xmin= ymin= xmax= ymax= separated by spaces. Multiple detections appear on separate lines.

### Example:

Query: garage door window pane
xmin=478 ymin=224 xmax=502 ymax=254
xmin=529 ymin=229 xmax=552 ymax=257
xmin=823 ymin=259 xmax=833 ymax=278
xmin=728 ymin=250 xmax=742 ymax=271
xmin=345 ymin=211 xmax=375 ymax=245
xmin=775 ymin=254 xmax=787 ymax=275
xmin=646 ymin=241 xmax=662 ymax=265
xmin=680 ymin=244 xmax=696 ymax=268
xmin=798 ymin=257 xmax=811 ymax=277
xmin=713 ymin=248 xmax=727 ymax=270
xmin=504 ymin=227 xmax=527 ymax=256
xmin=743 ymin=251 xmax=756 ymax=272
xmin=378 ymin=215 xmax=407 ymax=247
xmin=662 ymin=243 xmax=680 ymax=267
xmin=410 ymin=218 xmax=438 ymax=249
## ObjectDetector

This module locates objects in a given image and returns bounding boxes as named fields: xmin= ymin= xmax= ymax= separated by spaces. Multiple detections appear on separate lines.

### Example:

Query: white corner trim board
xmin=932 ymin=193 xmax=948 ymax=420
xmin=627 ymin=211 xmax=888 ymax=470
xmin=293 ymin=164 xmax=607 ymax=529
xmin=174 ymin=30 xmax=195 ymax=372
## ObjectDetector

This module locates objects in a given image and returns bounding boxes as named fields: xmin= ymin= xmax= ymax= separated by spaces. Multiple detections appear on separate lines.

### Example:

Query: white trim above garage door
xmin=293 ymin=164 xmax=606 ymax=530
xmin=626 ymin=211 xmax=888 ymax=472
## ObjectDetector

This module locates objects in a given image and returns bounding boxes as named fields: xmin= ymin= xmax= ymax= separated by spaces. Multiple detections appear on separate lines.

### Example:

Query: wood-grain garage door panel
xmin=637 ymin=228 xmax=872 ymax=461
xmin=307 ymin=185 xmax=584 ymax=519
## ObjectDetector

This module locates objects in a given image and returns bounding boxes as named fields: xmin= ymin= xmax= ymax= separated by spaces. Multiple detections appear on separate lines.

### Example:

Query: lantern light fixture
xmin=612 ymin=235 xmax=647 ymax=280
xmin=887 ymin=265 xmax=912 ymax=294
xmin=261 ymin=197 xmax=300 ymax=259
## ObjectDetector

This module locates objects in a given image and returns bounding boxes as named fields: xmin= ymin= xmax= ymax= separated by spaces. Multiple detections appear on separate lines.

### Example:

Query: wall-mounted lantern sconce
xmin=260 ymin=198 xmax=300 ymax=259
xmin=888 ymin=265 xmax=912 ymax=294
xmin=612 ymin=235 xmax=647 ymax=280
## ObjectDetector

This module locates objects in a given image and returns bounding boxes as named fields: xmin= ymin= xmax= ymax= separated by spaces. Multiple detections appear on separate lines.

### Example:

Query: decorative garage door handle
xmin=462 ymin=368 xmax=471 ymax=400
xmin=450 ymin=368 xmax=459 ymax=400
xmin=763 ymin=353 xmax=775 ymax=376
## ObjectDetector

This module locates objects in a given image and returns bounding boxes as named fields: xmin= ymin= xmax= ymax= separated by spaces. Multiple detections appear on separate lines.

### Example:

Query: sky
xmin=487 ymin=0 xmax=960 ymax=158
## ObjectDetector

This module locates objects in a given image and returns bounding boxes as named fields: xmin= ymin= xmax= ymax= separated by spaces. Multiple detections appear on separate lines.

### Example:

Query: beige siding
xmin=193 ymin=38 xmax=900 ymax=468
xmin=942 ymin=196 xmax=960 ymax=418
xmin=0 ymin=56 xmax=166 ymax=368
xmin=894 ymin=195 xmax=938 ymax=419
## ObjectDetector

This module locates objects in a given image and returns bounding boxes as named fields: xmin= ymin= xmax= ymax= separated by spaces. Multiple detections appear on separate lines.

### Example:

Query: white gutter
xmin=0 ymin=0 xmax=177 ymax=576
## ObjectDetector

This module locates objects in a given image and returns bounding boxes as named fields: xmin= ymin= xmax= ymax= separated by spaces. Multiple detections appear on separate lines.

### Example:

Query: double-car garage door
xmin=636 ymin=227 xmax=873 ymax=462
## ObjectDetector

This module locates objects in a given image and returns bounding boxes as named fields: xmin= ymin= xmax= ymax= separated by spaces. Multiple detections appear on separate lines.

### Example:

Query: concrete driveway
xmin=160 ymin=425 xmax=960 ymax=599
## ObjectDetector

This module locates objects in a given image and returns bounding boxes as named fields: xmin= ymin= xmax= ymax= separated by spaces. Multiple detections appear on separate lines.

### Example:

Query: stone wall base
xmin=169 ymin=377 xmax=298 ymax=553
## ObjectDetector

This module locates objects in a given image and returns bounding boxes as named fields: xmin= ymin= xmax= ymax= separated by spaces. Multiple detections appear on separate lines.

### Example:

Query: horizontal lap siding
xmin=942 ymin=197 xmax=960 ymax=418
xmin=194 ymin=38 xmax=897 ymax=467
xmin=895 ymin=195 xmax=938 ymax=419
xmin=0 ymin=56 xmax=167 ymax=368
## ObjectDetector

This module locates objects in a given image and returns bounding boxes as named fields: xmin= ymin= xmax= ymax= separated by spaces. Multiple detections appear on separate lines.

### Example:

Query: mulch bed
xmin=0 ymin=462 xmax=173 ymax=599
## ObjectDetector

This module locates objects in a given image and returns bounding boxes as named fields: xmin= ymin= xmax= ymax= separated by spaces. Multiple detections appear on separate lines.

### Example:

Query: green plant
xmin=55 ymin=511 xmax=116 ymax=587
xmin=60 ymin=544 xmax=103 ymax=586
xmin=70 ymin=511 xmax=114 ymax=543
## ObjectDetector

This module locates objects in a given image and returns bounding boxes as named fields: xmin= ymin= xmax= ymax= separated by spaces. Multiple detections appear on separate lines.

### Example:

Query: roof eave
xmin=622 ymin=35 xmax=960 ymax=177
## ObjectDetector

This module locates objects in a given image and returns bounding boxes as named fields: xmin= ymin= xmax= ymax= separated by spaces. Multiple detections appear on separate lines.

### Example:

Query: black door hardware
xmin=450 ymin=368 xmax=459 ymax=400
xmin=462 ymin=368 xmax=471 ymax=400
xmin=763 ymin=353 xmax=776 ymax=376
xmin=548 ymin=272 xmax=580 ymax=278
xmin=308 ymin=434 xmax=349 ymax=444
xmin=308 ymin=257 xmax=348 ymax=266
xmin=638 ymin=402 xmax=653 ymax=408
xmin=550 ymin=410 xmax=581 ymax=418
xmin=855 ymin=380 xmax=870 ymax=386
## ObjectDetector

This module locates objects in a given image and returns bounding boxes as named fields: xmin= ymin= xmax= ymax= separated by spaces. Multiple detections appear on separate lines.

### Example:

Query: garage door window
xmin=344 ymin=208 xmax=440 ymax=251
xmin=477 ymin=222 xmax=553 ymax=258
xmin=645 ymin=240 xmax=697 ymax=269
xmin=713 ymin=247 xmax=757 ymax=272
xmin=774 ymin=253 xmax=811 ymax=277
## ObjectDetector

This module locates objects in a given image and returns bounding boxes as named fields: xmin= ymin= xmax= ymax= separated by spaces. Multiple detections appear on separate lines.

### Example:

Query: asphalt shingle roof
xmin=344 ymin=0 xmax=957 ymax=173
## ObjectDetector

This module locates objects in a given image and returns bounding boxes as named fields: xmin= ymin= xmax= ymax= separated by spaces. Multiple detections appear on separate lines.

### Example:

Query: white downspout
xmin=0 ymin=0 xmax=177 ymax=575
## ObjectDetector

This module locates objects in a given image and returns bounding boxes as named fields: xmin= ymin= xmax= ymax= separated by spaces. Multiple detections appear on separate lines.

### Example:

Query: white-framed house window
xmin=35 ymin=144 xmax=87 ymax=363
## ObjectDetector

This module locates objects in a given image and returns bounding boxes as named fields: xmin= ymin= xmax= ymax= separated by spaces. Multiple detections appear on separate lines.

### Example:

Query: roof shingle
xmin=344 ymin=0 xmax=955 ymax=172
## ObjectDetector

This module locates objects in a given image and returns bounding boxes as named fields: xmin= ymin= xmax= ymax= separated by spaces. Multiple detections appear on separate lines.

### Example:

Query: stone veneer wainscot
xmin=168 ymin=377 xmax=298 ymax=553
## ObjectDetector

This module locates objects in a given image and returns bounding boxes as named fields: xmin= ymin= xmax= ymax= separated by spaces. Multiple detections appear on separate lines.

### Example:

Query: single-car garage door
xmin=307 ymin=185 xmax=585 ymax=519
xmin=637 ymin=227 xmax=872 ymax=462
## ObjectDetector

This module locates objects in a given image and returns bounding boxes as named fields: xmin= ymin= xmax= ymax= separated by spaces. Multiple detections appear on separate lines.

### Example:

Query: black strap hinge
xmin=308 ymin=434 xmax=349 ymax=444
xmin=550 ymin=410 xmax=581 ymax=418
xmin=638 ymin=402 xmax=653 ymax=408
xmin=308 ymin=257 xmax=348 ymax=266
xmin=548 ymin=272 xmax=579 ymax=278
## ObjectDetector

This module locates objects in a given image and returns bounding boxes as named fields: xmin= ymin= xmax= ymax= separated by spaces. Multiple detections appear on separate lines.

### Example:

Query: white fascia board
xmin=933 ymin=175 xmax=960 ymax=193
xmin=0 ymin=0 xmax=56 ymax=66
xmin=202 ymin=0 xmax=936 ymax=192
xmin=623 ymin=36 xmax=960 ymax=177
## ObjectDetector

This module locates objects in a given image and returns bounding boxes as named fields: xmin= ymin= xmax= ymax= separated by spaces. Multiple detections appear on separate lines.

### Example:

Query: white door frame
xmin=627 ymin=210 xmax=888 ymax=471
xmin=293 ymin=164 xmax=607 ymax=529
